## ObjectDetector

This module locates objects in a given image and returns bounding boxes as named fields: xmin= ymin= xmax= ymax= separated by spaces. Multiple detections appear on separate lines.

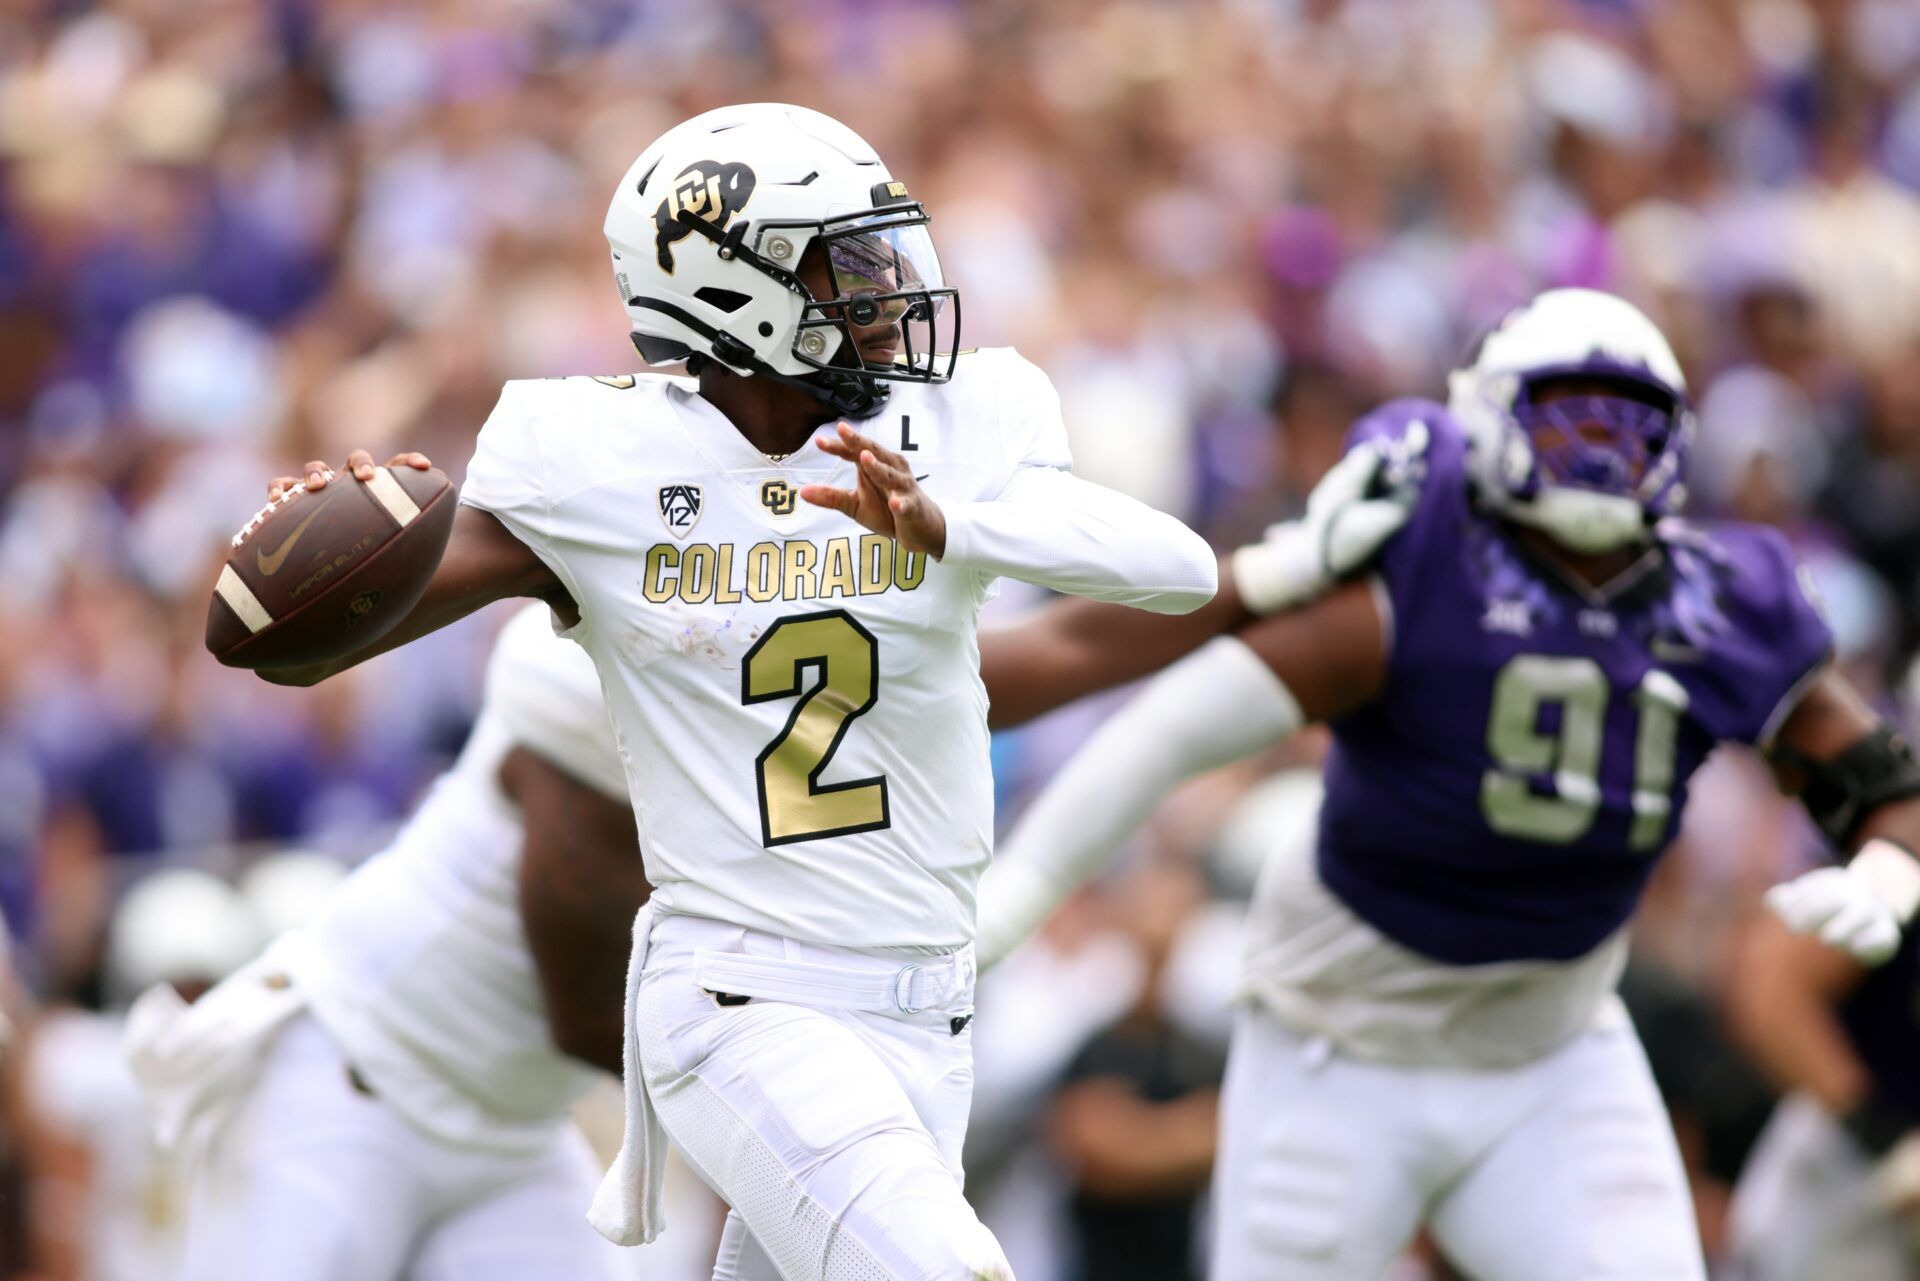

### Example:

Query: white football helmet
xmin=1449 ymin=288 xmax=1694 ymax=554
xmin=106 ymin=868 xmax=261 ymax=1004
xmin=605 ymin=103 xmax=959 ymax=420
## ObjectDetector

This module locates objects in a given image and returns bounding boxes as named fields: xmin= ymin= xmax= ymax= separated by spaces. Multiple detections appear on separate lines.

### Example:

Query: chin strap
xmin=626 ymin=303 xmax=887 ymax=421
xmin=629 ymin=205 xmax=892 ymax=419
xmin=1505 ymin=485 xmax=1653 ymax=555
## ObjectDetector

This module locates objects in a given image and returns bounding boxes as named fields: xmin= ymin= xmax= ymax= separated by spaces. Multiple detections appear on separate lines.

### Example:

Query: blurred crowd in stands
xmin=4 ymin=0 xmax=1920 ymax=1277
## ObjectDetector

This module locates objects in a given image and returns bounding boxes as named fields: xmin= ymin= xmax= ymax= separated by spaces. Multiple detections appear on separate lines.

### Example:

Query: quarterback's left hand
xmin=803 ymin=424 xmax=947 ymax=557
xmin=1765 ymin=851 xmax=1920 ymax=966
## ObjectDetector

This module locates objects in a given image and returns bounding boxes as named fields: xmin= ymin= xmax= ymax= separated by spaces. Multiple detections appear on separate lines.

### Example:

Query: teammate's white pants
xmin=1212 ymin=1005 xmax=1705 ymax=1281
xmin=1728 ymin=1092 xmax=1914 ymax=1281
xmin=178 ymin=1014 xmax=626 ymax=1281
xmin=633 ymin=913 xmax=1010 ymax=1281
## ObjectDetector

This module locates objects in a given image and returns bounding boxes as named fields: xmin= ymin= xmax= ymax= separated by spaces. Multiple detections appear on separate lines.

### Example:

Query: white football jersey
xmin=283 ymin=604 xmax=627 ymax=1154
xmin=27 ymin=1009 xmax=185 ymax=1281
xmin=1241 ymin=834 xmax=1628 ymax=1070
xmin=462 ymin=348 xmax=1213 ymax=951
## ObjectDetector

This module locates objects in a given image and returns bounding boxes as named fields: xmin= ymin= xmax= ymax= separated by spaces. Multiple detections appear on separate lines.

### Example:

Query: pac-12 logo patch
xmin=658 ymin=484 xmax=703 ymax=537
xmin=760 ymin=479 xmax=797 ymax=517
xmin=654 ymin=161 xmax=756 ymax=272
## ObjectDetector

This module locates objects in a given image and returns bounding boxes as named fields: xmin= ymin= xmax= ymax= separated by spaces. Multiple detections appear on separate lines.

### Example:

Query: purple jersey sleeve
xmin=1658 ymin=521 xmax=1833 ymax=745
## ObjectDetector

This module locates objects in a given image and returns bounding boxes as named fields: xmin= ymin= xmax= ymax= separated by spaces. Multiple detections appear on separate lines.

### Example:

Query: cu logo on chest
xmin=761 ymin=479 xmax=797 ymax=518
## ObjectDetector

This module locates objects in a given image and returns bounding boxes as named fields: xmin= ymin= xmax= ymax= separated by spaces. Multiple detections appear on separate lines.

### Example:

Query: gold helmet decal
xmin=654 ymin=161 xmax=757 ymax=272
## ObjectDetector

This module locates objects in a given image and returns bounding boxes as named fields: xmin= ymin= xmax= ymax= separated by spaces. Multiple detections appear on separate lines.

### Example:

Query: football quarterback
xmin=974 ymin=289 xmax=1920 ymax=1280
xmin=242 ymin=103 xmax=1217 ymax=1280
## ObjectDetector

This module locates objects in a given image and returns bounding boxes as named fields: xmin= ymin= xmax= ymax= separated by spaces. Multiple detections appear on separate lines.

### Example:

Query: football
xmin=205 ymin=465 xmax=457 ymax=671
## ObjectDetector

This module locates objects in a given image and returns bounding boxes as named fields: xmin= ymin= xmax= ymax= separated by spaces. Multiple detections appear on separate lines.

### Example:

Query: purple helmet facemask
xmin=1509 ymin=362 xmax=1690 ymax=522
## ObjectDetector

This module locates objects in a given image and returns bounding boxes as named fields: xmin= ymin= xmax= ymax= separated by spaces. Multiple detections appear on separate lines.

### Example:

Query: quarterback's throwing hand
xmin=266 ymin=449 xmax=434 ymax=501
xmin=803 ymin=423 xmax=948 ymax=557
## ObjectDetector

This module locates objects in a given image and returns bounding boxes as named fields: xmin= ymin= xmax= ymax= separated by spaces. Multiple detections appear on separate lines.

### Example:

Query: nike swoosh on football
xmin=256 ymin=496 xmax=332 ymax=576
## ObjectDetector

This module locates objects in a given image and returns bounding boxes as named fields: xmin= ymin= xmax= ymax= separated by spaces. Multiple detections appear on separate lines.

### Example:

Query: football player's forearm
xmin=507 ymin=747 xmax=649 ymax=1075
xmin=1727 ymin=922 xmax=1869 ymax=1115
xmin=977 ymin=637 xmax=1301 ymax=966
xmin=941 ymin=470 xmax=1217 ymax=614
xmin=1731 ymin=989 xmax=1867 ymax=1116
xmin=254 ymin=586 xmax=475 ymax=685
xmin=981 ymin=564 xmax=1250 ymax=729
xmin=1764 ymin=671 xmax=1920 ymax=942
xmin=257 ymin=508 xmax=567 ymax=686
xmin=1853 ymin=797 xmax=1920 ymax=865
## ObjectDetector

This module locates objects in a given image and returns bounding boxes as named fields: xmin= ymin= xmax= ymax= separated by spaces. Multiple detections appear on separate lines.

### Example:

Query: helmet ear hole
xmin=694 ymin=287 xmax=753 ymax=314
xmin=632 ymin=332 xmax=693 ymax=364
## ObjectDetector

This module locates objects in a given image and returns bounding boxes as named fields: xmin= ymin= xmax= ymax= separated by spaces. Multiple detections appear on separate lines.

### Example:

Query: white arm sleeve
xmin=940 ymin=466 xmax=1218 ymax=614
xmin=975 ymin=636 xmax=1303 ymax=967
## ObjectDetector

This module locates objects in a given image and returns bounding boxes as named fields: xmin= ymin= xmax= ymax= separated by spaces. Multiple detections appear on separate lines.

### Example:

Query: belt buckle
xmin=892 ymin=964 xmax=924 ymax=1015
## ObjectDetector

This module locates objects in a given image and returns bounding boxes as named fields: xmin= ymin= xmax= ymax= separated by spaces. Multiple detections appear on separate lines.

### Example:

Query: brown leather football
xmin=206 ymin=466 xmax=457 ymax=670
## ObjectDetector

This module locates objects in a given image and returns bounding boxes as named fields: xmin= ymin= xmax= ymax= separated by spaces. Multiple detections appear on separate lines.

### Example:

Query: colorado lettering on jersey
xmin=641 ymin=534 xmax=927 ymax=605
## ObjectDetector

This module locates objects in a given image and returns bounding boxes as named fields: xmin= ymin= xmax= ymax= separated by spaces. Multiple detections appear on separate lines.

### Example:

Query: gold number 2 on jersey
xmin=743 ymin=610 xmax=891 ymax=845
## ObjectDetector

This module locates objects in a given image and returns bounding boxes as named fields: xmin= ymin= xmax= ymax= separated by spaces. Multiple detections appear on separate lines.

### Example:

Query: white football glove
xmin=1230 ymin=421 xmax=1429 ymax=615
xmin=1765 ymin=841 xmax=1920 ymax=966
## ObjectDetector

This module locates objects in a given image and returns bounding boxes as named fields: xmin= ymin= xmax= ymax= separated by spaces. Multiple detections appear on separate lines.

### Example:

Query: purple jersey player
xmin=970 ymin=289 xmax=1920 ymax=1281
xmin=1318 ymin=397 xmax=1829 ymax=966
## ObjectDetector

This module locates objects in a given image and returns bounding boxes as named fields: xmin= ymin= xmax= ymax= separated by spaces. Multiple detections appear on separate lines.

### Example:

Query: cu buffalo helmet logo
xmin=654 ymin=161 xmax=756 ymax=272
xmin=658 ymin=483 xmax=703 ymax=537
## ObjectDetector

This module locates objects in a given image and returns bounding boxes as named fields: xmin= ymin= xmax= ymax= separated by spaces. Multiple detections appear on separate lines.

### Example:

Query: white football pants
xmin=1212 ymin=1006 xmax=1706 ymax=1281
xmin=633 ymin=913 xmax=1010 ymax=1281
xmin=1728 ymin=1092 xmax=1913 ymax=1281
xmin=178 ymin=1014 xmax=628 ymax=1281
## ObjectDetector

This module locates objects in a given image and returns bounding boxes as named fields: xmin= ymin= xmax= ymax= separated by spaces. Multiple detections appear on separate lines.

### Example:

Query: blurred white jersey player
xmin=131 ymin=606 xmax=644 ymax=1281
xmin=23 ymin=869 xmax=258 ymax=1281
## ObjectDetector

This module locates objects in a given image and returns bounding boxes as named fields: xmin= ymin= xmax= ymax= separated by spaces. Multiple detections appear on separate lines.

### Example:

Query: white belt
xmin=693 ymin=946 xmax=973 ymax=1015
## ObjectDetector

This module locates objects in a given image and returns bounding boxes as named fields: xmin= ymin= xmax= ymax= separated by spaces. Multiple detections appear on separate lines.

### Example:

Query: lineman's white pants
xmin=1728 ymin=1092 xmax=1913 ymax=1281
xmin=634 ymin=913 xmax=1010 ymax=1281
xmin=1212 ymin=1006 xmax=1705 ymax=1281
xmin=178 ymin=1014 xmax=625 ymax=1281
